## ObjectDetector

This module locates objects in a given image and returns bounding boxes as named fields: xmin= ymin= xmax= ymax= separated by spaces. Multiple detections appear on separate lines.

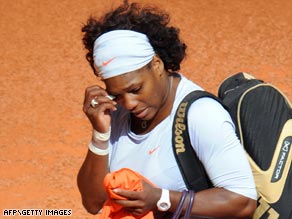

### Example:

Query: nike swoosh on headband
xmin=102 ymin=57 xmax=116 ymax=67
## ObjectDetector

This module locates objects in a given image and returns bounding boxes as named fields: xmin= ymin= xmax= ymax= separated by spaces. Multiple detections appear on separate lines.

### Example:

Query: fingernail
xmin=106 ymin=95 xmax=115 ymax=100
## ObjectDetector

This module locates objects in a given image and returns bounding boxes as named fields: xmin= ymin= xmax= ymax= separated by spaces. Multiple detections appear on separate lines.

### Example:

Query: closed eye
xmin=130 ymin=86 xmax=141 ymax=94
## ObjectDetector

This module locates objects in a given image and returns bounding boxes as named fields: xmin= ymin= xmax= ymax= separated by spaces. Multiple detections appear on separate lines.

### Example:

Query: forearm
xmin=169 ymin=188 xmax=256 ymax=218
xmin=77 ymin=140 xmax=109 ymax=214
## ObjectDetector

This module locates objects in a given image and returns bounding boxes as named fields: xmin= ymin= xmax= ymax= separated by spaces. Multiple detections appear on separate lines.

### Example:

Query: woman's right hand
xmin=83 ymin=85 xmax=117 ymax=133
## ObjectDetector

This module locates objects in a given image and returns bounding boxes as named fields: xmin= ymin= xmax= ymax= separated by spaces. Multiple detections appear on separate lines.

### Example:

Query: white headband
xmin=93 ymin=30 xmax=155 ymax=79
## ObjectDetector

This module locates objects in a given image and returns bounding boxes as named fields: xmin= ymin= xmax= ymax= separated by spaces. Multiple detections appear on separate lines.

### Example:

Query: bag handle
xmin=172 ymin=90 xmax=220 ymax=190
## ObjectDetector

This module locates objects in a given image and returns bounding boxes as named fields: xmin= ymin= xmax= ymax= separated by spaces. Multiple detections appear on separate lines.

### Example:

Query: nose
xmin=121 ymin=93 xmax=137 ymax=111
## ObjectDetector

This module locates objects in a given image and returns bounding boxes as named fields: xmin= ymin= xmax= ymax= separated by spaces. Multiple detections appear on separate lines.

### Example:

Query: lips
xmin=133 ymin=107 xmax=148 ymax=119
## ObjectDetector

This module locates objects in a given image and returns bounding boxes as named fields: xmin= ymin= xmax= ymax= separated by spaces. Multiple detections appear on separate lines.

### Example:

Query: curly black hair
xmin=82 ymin=0 xmax=186 ymax=75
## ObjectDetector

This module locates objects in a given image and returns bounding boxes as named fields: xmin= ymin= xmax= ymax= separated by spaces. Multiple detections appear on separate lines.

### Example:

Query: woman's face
xmin=104 ymin=60 xmax=169 ymax=121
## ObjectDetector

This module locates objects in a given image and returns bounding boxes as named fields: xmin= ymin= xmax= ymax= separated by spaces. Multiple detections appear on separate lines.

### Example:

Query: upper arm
xmin=187 ymin=97 xmax=257 ymax=200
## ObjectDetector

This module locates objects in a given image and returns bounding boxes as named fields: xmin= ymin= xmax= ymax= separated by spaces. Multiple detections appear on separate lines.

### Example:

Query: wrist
xmin=157 ymin=189 xmax=171 ymax=211
xmin=92 ymin=126 xmax=111 ymax=142
xmin=88 ymin=141 xmax=109 ymax=156
xmin=90 ymin=138 xmax=109 ymax=149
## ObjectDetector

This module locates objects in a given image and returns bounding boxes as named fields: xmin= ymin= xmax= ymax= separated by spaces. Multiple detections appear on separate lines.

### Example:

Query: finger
xmin=85 ymin=102 xmax=117 ymax=116
xmin=85 ymin=84 xmax=106 ymax=93
xmin=113 ymin=188 xmax=142 ymax=200
xmin=93 ymin=95 xmax=116 ymax=106
xmin=115 ymin=199 xmax=142 ymax=211
xmin=124 ymin=205 xmax=150 ymax=217
xmin=84 ymin=95 xmax=117 ymax=111
xmin=90 ymin=98 xmax=99 ymax=108
xmin=125 ymin=208 xmax=143 ymax=216
xmin=84 ymin=85 xmax=108 ymax=105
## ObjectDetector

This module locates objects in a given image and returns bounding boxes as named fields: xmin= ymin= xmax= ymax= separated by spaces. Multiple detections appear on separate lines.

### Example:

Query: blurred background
xmin=1 ymin=0 xmax=291 ymax=218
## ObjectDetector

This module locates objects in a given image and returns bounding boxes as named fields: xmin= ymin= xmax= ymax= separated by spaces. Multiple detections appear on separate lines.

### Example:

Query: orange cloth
xmin=96 ymin=168 xmax=156 ymax=219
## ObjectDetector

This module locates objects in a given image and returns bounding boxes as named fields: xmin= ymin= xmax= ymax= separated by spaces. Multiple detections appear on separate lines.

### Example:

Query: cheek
xmin=145 ymin=89 xmax=163 ymax=107
xmin=138 ymin=78 xmax=163 ymax=107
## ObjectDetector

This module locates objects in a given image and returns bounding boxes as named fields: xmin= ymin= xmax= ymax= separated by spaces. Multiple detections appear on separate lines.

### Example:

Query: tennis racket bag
xmin=218 ymin=72 xmax=292 ymax=219
xmin=172 ymin=72 xmax=292 ymax=219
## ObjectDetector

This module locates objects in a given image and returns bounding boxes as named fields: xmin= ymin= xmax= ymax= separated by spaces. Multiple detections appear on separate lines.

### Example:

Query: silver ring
xmin=90 ymin=99 xmax=99 ymax=108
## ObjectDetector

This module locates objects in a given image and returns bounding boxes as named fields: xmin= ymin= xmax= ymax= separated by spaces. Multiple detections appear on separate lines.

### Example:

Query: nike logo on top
xmin=102 ymin=57 xmax=115 ymax=67
xmin=148 ymin=146 xmax=160 ymax=155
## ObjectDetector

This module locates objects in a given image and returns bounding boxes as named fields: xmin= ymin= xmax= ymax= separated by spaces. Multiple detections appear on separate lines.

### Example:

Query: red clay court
xmin=1 ymin=0 xmax=291 ymax=218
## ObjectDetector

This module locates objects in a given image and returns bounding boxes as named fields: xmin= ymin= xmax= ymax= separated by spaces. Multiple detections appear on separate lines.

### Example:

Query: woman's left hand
xmin=113 ymin=180 xmax=161 ymax=216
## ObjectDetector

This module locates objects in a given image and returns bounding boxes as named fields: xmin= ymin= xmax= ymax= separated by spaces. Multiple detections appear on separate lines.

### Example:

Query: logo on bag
xmin=248 ymin=121 xmax=292 ymax=204
xmin=174 ymin=101 xmax=188 ymax=154
xmin=272 ymin=136 xmax=292 ymax=182
xmin=253 ymin=197 xmax=279 ymax=219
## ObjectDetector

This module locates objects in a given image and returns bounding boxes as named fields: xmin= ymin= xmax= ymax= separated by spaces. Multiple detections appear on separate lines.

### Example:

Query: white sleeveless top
xmin=108 ymin=74 xmax=257 ymax=200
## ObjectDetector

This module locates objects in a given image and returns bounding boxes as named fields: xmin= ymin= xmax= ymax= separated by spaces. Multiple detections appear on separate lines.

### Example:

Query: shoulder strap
xmin=172 ymin=90 xmax=221 ymax=191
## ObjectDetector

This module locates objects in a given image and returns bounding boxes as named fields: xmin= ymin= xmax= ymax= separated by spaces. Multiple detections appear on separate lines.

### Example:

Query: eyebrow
xmin=107 ymin=81 xmax=142 ymax=96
